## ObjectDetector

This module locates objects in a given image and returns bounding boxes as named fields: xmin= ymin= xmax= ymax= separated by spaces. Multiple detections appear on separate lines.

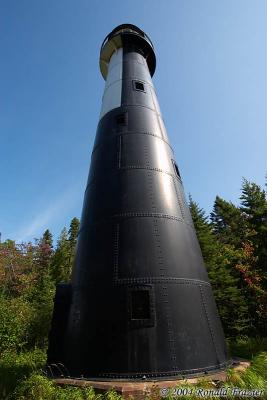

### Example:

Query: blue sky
xmin=1 ymin=0 xmax=266 ymax=244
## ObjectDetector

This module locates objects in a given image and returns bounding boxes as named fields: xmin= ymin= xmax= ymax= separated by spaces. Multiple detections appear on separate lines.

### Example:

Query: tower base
xmin=52 ymin=359 xmax=249 ymax=399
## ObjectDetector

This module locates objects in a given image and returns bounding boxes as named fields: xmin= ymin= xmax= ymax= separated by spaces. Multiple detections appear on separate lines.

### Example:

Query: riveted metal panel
xmin=119 ymin=134 xmax=173 ymax=173
xmin=116 ymin=218 xmax=208 ymax=281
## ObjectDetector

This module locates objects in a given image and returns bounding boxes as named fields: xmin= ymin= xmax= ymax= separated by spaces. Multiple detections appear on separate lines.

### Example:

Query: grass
xmin=149 ymin=351 xmax=267 ymax=399
xmin=1 ymin=337 xmax=266 ymax=399
xmin=9 ymin=378 xmax=123 ymax=400
xmin=227 ymin=336 xmax=267 ymax=359
xmin=0 ymin=349 xmax=46 ymax=400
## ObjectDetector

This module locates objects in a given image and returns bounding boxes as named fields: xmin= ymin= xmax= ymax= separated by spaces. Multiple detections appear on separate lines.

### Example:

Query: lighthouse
xmin=48 ymin=24 xmax=229 ymax=379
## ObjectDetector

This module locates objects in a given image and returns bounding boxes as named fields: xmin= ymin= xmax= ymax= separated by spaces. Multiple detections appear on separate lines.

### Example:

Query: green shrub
xmin=0 ymin=297 xmax=34 ymax=353
xmin=10 ymin=374 xmax=56 ymax=400
xmin=228 ymin=336 xmax=267 ymax=359
xmin=0 ymin=349 xmax=46 ymax=399
xmin=10 ymin=375 xmax=121 ymax=400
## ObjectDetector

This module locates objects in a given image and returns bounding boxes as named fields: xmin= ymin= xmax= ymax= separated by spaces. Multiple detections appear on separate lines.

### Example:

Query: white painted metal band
xmin=99 ymin=48 xmax=123 ymax=119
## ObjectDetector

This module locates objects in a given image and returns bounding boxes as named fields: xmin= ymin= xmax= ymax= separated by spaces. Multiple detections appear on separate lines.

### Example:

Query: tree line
xmin=0 ymin=217 xmax=79 ymax=354
xmin=189 ymin=178 xmax=266 ymax=337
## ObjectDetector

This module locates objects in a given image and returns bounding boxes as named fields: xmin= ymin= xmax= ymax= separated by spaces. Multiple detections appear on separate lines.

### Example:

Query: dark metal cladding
xmin=47 ymin=24 xmax=230 ymax=379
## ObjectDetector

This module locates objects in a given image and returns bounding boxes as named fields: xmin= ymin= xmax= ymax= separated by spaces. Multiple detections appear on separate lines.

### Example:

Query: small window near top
xmin=131 ymin=290 xmax=150 ymax=320
xmin=133 ymin=80 xmax=145 ymax=92
xmin=172 ymin=160 xmax=181 ymax=179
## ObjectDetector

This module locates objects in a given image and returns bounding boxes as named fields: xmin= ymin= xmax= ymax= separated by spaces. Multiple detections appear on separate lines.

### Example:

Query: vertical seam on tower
xmin=121 ymin=46 xmax=125 ymax=106
xmin=117 ymin=135 xmax=122 ymax=169
xmin=113 ymin=223 xmax=120 ymax=282
xmin=153 ymin=216 xmax=178 ymax=370
xmin=149 ymin=85 xmax=164 ymax=141
xmin=199 ymin=285 xmax=220 ymax=364
xmin=144 ymin=143 xmax=149 ymax=169
xmin=148 ymin=165 xmax=178 ymax=370
xmin=179 ymin=189 xmax=193 ymax=224
xmin=172 ymin=177 xmax=185 ymax=219
xmin=118 ymin=47 xmax=123 ymax=109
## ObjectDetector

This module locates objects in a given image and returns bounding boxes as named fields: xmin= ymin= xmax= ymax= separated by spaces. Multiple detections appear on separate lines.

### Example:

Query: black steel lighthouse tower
xmin=48 ymin=24 xmax=229 ymax=379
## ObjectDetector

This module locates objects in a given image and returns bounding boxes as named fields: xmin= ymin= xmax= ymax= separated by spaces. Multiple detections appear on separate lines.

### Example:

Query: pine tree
xmin=210 ymin=196 xmax=246 ymax=246
xmin=50 ymin=228 xmax=71 ymax=283
xmin=189 ymin=196 xmax=216 ymax=265
xmin=189 ymin=196 xmax=251 ymax=336
xmin=41 ymin=229 xmax=53 ymax=248
xmin=240 ymin=179 xmax=267 ymax=277
xmin=233 ymin=240 xmax=267 ymax=335
xmin=37 ymin=230 xmax=53 ymax=273
xmin=208 ymin=244 xmax=251 ymax=336
xmin=238 ymin=179 xmax=267 ymax=333
xmin=68 ymin=217 xmax=80 ymax=273
xmin=68 ymin=218 xmax=79 ymax=249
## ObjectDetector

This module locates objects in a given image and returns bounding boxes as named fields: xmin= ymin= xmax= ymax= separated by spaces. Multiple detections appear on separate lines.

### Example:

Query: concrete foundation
xmin=53 ymin=358 xmax=250 ymax=399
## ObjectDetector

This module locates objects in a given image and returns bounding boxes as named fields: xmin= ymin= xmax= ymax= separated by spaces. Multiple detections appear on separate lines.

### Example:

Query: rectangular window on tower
xmin=131 ymin=290 xmax=150 ymax=320
xmin=127 ymin=286 xmax=155 ymax=328
xmin=133 ymin=80 xmax=145 ymax=92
